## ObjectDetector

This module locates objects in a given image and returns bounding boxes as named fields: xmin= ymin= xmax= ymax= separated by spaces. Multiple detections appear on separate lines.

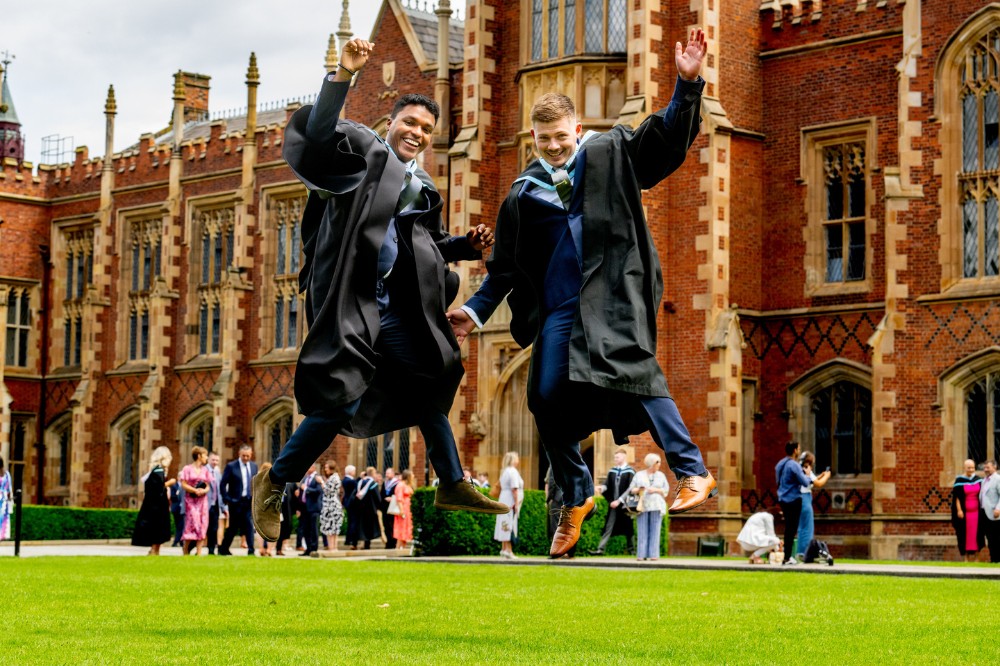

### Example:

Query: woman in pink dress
xmin=951 ymin=458 xmax=985 ymax=561
xmin=393 ymin=469 xmax=414 ymax=550
xmin=179 ymin=445 xmax=212 ymax=555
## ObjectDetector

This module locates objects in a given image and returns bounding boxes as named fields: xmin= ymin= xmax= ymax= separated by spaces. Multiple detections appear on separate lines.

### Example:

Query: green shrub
xmin=11 ymin=505 xmax=138 ymax=541
xmin=411 ymin=488 xmax=668 ymax=557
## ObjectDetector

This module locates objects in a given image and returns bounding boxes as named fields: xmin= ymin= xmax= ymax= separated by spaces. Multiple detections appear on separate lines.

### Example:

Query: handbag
xmin=622 ymin=488 xmax=645 ymax=515
xmin=386 ymin=494 xmax=401 ymax=516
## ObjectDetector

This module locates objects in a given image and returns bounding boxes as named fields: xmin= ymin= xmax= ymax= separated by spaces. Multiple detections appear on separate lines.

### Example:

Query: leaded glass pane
xmin=987 ymin=196 xmax=999 ymax=277
xmin=986 ymin=90 xmax=999 ymax=170
xmin=59 ymin=429 xmax=70 ymax=486
xmin=214 ymin=235 xmax=223 ymax=283
xmin=608 ymin=0 xmax=627 ymax=52
xmin=532 ymin=0 xmax=543 ymax=61
xmin=564 ymin=0 xmax=577 ymax=56
xmin=4 ymin=329 xmax=15 ymax=366
xmin=140 ymin=311 xmax=149 ymax=359
xmin=199 ymin=304 xmax=209 ymax=355
xmin=76 ymin=256 xmax=85 ymax=298
xmin=847 ymin=222 xmax=865 ymax=281
xmin=226 ymin=227 xmax=235 ymax=269
xmin=64 ymin=318 xmax=72 ymax=366
xmin=122 ymin=423 xmax=138 ymax=486
xmin=548 ymin=0 xmax=558 ymax=59
xmin=813 ymin=391 xmax=831 ymax=473
xmin=398 ymin=428 xmax=410 ymax=472
xmin=277 ymin=223 xmax=286 ymax=275
xmin=366 ymin=436 xmax=379 ymax=469
xmin=964 ymin=93 xmax=979 ymax=172
xmin=74 ymin=317 xmax=82 ymax=365
xmin=288 ymin=297 xmax=298 ymax=347
xmin=847 ymin=146 xmax=866 ymax=218
xmin=6 ymin=292 xmax=16 ymax=325
xmin=291 ymin=223 xmax=301 ymax=273
xmin=585 ymin=0 xmax=604 ymax=53
xmin=383 ymin=433 xmax=395 ymax=471
xmin=969 ymin=378 xmax=988 ymax=464
xmin=154 ymin=240 xmax=161 ymax=279
xmin=143 ymin=244 xmax=152 ymax=290
xmin=202 ymin=235 xmax=211 ymax=283
xmin=825 ymin=225 xmax=843 ymax=282
xmin=129 ymin=311 xmax=137 ymax=360
xmin=66 ymin=255 xmax=74 ymax=300
xmin=19 ymin=293 xmax=28 ymax=325
xmin=131 ymin=244 xmax=140 ymax=292
xmin=858 ymin=388 xmax=873 ymax=474
xmin=826 ymin=177 xmax=843 ymax=221
xmin=964 ymin=197 xmax=980 ymax=278
xmin=211 ymin=303 xmax=221 ymax=353
xmin=275 ymin=298 xmax=284 ymax=348
xmin=17 ymin=329 xmax=27 ymax=366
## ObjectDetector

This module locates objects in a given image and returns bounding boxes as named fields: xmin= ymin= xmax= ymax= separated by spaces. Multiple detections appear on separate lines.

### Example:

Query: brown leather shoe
xmin=668 ymin=472 xmax=718 ymax=515
xmin=434 ymin=479 xmax=510 ymax=514
xmin=251 ymin=463 xmax=285 ymax=542
xmin=549 ymin=496 xmax=596 ymax=558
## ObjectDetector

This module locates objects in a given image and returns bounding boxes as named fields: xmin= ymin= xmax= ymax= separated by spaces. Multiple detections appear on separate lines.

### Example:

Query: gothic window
xmin=528 ymin=0 xmax=627 ymax=64
xmin=967 ymin=373 xmax=1000 ymax=464
xmin=125 ymin=216 xmax=161 ymax=361
xmin=812 ymin=382 xmax=872 ymax=476
xmin=179 ymin=408 xmax=214 ymax=464
xmin=5 ymin=288 xmax=31 ymax=367
xmin=960 ymin=27 xmax=1000 ymax=279
xmin=120 ymin=419 xmax=140 ymax=488
xmin=61 ymin=227 xmax=93 ymax=368
xmin=45 ymin=413 xmax=72 ymax=494
xmin=195 ymin=208 xmax=235 ymax=356
xmin=360 ymin=430 xmax=412 ymax=473
xmin=823 ymin=142 xmax=867 ymax=283
xmin=58 ymin=424 xmax=70 ymax=487
xmin=272 ymin=195 xmax=305 ymax=350
xmin=268 ymin=413 xmax=293 ymax=464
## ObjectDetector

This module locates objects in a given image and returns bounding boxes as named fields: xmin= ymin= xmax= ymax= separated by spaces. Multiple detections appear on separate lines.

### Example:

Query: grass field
xmin=1 ymin=557 xmax=991 ymax=665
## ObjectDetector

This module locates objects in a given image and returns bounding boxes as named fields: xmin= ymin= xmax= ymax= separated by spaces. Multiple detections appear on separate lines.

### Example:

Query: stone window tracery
xmin=194 ymin=207 xmax=235 ymax=356
xmin=811 ymin=381 xmax=873 ymax=476
xmin=527 ymin=0 xmax=627 ymax=64
xmin=5 ymin=287 xmax=31 ymax=367
xmin=966 ymin=372 xmax=1000 ymax=464
xmin=124 ymin=215 xmax=162 ymax=362
xmin=60 ymin=227 xmax=94 ymax=368
xmin=272 ymin=195 xmax=305 ymax=350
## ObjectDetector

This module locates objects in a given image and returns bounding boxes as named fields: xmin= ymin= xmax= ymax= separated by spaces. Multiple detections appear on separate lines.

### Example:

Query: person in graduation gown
xmin=951 ymin=458 xmax=985 ymax=561
xmin=448 ymin=29 xmax=717 ymax=558
xmin=251 ymin=38 xmax=508 ymax=540
xmin=131 ymin=446 xmax=176 ymax=555
xmin=589 ymin=448 xmax=635 ymax=556
xmin=355 ymin=467 xmax=382 ymax=549
xmin=381 ymin=467 xmax=399 ymax=550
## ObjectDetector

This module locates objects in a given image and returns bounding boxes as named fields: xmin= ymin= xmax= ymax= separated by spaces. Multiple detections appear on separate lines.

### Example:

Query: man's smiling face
xmin=531 ymin=115 xmax=582 ymax=169
xmin=386 ymin=104 xmax=436 ymax=162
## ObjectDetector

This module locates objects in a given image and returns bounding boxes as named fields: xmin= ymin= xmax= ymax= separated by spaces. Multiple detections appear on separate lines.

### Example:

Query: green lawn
xmin=0 ymin=557 xmax=990 ymax=665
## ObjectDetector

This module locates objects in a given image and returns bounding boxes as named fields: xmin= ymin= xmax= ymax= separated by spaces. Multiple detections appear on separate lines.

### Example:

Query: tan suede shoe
xmin=434 ymin=479 xmax=510 ymax=514
xmin=667 ymin=472 xmax=718 ymax=515
xmin=549 ymin=496 xmax=596 ymax=558
xmin=251 ymin=463 xmax=284 ymax=542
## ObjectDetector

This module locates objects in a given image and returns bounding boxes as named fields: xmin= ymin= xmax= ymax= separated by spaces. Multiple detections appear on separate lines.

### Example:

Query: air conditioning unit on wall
xmin=831 ymin=491 xmax=846 ymax=510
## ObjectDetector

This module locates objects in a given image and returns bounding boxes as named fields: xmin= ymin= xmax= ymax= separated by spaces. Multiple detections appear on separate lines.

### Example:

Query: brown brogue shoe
xmin=549 ymin=496 xmax=596 ymax=558
xmin=668 ymin=472 xmax=718 ymax=515
xmin=434 ymin=479 xmax=510 ymax=515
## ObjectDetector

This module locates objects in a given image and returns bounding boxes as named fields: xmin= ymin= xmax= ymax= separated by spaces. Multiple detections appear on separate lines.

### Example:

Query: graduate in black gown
xmin=132 ymin=446 xmax=176 ymax=555
xmin=449 ymin=29 xmax=717 ymax=558
xmin=251 ymin=38 xmax=508 ymax=541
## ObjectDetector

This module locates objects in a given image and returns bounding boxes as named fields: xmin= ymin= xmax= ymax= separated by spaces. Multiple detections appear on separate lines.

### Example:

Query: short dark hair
xmin=239 ymin=444 xmax=252 ymax=452
xmin=785 ymin=441 xmax=799 ymax=456
xmin=391 ymin=93 xmax=440 ymax=122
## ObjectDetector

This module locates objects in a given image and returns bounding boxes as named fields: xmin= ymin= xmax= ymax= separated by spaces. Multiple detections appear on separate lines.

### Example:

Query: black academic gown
xmin=132 ymin=468 xmax=172 ymax=547
xmin=470 ymin=77 xmax=704 ymax=441
xmin=282 ymin=77 xmax=481 ymax=436
xmin=602 ymin=466 xmax=636 ymax=537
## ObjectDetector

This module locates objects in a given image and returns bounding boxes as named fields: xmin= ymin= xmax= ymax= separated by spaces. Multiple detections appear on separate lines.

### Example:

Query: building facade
xmin=1 ymin=0 xmax=998 ymax=559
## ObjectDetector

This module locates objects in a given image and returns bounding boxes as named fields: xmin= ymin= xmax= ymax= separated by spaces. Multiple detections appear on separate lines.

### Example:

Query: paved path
xmin=2 ymin=541 xmax=999 ymax=579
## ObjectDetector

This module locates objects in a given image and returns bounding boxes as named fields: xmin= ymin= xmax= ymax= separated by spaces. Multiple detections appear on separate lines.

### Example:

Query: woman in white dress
xmin=494 ymin=451 xmax=524 ymax=559
xmin=737 ymin=507 xmax=782 ymax=564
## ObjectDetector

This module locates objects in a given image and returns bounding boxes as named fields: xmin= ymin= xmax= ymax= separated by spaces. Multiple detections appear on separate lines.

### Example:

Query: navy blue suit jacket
xmin=341 ymin=476 xmax=357 ymax=510
xmin=303 ymin=474 xmax=324 ymax=514
xmin=220 ymin=459 xmax=258 ymax=505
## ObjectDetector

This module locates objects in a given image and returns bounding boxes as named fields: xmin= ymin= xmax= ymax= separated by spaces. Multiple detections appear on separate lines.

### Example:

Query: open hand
xmin=467 ymin=224 xmax=495 ymax=251
xmin=675 ymin=28 xmax=707 ymax=82
xmin=446 ymin=308 xmax=477 ymax=345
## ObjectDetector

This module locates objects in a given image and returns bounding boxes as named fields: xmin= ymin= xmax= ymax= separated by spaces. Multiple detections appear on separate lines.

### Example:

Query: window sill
xmin=919 ymin=279 xmax=1000 ymax=304
xmin=0 ymin=367 xmax=42 ymax=380
xmin=47 ymin=366 xmax=83 ymax=380
xmin=806 ymin=280 xmax=871 ymax=298
xmin=249 ymin=349 xmax=299 ymax=367
xmin=175 ymin=357 xmax=223 ymax=372
xmin=106 ymin=362 xmax=150 ymax=377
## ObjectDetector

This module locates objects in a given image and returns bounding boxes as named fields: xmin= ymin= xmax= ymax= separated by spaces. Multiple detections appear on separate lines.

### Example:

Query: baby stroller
xmin=803 ymin=538 xmax=834 ymax=566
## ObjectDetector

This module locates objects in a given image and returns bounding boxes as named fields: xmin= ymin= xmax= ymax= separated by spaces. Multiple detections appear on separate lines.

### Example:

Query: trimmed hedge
xmin=411 ymin=487 xmax=668 ymax=557
xmin=12 ymin=505 xmax=138 ymax=541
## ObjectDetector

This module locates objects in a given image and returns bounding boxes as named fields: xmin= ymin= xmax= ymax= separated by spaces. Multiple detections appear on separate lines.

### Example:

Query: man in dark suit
xmin=448 ymin=29 xmax=717 ymax=558
xmin=300 ymin=466 xmax=323 ymax=556
xmin=219 ymin=444 xmax=258 ymax=556
xmin=342 ymin=465 xmax=359 ymax=548
xmin=590 ymin=448 xmax=636 ymax=555
xmin=206 ymin=452 xmax=225 ymax=555
xmin=381 ymin=467 xmax=398 ymax=550
xmin=252 ymin=37 xmax=508 ymax=541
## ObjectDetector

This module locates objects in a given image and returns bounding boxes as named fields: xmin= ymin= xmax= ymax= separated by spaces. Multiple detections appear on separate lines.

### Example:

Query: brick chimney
xmin=180 ymin=72 xmax=211 ymax=122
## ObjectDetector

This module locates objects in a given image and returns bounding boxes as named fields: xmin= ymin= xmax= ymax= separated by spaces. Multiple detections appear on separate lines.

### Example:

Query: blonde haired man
xmin=448 ymin=29 xmax=717 ymax=558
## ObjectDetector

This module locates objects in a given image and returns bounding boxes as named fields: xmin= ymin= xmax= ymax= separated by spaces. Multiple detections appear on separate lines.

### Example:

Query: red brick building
xmin=1 ymin=0 xmax=998 ymax=560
